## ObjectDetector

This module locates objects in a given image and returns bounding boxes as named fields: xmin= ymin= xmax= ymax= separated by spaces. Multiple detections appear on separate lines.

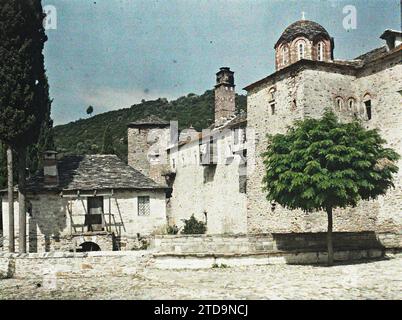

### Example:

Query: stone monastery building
xmin=1 ymin=20 xmax=401 ymax=252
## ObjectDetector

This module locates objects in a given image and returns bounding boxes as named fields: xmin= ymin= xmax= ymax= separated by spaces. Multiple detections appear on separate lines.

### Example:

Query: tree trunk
xmin=18 ymin=148 xmax=27 ymax=253
xmin=7 ymin=147 xmax=14 ymax=253
xmin=326 ymin=207 xmax=334 ymax=266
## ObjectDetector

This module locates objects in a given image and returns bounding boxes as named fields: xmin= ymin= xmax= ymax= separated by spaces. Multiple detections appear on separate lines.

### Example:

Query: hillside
xmin=53 ymin=90 xmax=247 ymax=162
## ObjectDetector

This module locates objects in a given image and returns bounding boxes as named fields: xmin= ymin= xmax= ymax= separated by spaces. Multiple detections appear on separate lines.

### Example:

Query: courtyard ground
xmin=0 ymin=254 xmax=401 ymax=300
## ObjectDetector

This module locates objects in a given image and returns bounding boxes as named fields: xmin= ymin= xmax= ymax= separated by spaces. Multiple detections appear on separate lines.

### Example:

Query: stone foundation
xmin=0 ymin=251 xmax=152 ymax=279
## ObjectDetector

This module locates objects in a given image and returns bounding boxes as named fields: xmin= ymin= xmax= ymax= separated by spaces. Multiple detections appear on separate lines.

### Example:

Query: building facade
xmin=244 ymin=21 xmax=402 ymax=234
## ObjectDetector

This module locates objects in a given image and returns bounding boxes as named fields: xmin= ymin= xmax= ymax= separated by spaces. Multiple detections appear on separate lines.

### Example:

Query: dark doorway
xmin=86 ymin=196 xmax=104 ymax=232
xmin=77 ymin=241 xmax=101 ymax=252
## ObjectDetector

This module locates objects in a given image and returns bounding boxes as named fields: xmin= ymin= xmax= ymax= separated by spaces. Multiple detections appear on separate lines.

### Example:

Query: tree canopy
xmin=262 ymin=111 xmax=400 ymax=213
xmin=0 ymin=0 xmax=49 ymax=149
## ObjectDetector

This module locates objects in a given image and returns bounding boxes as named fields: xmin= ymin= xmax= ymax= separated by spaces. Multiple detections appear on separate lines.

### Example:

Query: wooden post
xmin=7 ymin=147 xmax=14 ymax=253
xmin=18 ymin=148 xmax=27 ymax=253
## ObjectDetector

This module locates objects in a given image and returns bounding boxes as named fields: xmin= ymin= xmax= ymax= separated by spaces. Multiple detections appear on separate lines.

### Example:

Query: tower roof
xmin=275 ymin=20 xmax=330 ymax=48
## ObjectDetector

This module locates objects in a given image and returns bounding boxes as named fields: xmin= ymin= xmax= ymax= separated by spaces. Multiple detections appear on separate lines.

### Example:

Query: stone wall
xmin=127 ymin=126 xmax=171 ymax=183
xmin=1 ymin=190 xmax=167 ymax=252
xmin=169 ymin=129 xmax=247 ymax=234
xmin=0 ymin=251 xmax=151 ymax=279
xmin=246 ymin=55 xmax=402 ymax=234
xmin=151 ymin=232 xmax=402 ymax=254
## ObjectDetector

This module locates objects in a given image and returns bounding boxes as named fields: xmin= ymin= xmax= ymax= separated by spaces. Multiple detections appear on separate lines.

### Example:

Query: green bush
xmin=181 ymin=215 xmax=206 ymax=234
xmin=167 ymin=225 xmax=179 ymax=235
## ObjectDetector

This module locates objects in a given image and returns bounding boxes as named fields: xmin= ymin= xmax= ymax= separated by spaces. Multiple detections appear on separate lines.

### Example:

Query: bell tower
xmin=214 ymin=67 xmax=236 ymax=123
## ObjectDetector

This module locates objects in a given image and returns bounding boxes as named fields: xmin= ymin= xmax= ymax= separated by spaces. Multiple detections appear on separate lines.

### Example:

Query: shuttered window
xmin=138 ymin=196 xmax=150 ymax=216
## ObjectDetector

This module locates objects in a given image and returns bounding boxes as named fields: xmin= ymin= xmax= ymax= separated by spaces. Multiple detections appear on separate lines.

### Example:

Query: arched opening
xmin=77 ymin=241 xmax=101 ymax=252
xmin=282 ymin=45 xmax=289 ymax=66
xmin=297 ymin=41 xmax=305 ymax=60
xmin=347 ymin=98 xmax=356 ymax=112
xmin=335 ymin=97 xmax=344 ymax=111
xmin=318 ymin=42 xmax=325 ymax=61
xmin=363 ymin=93 xmax=372 ymax=120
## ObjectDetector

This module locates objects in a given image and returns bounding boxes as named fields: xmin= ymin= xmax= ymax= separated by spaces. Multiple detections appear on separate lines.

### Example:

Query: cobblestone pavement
xmin=1 ymin=255 xmax=401 ymax=300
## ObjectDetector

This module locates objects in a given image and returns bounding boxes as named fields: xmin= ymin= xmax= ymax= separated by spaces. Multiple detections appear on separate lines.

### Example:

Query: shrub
xmin=167 ymin=225 xmax=179 ymax=235
xmin=181 ymin=215 xmax=206 ymax=234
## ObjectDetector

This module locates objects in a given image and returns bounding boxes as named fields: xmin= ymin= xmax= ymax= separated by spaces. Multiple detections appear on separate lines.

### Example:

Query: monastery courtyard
xmin=1 ymin=254 xmax=401 ymax=300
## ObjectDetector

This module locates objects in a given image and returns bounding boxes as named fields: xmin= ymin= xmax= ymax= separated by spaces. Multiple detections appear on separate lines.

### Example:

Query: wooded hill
xmin=53 ymin=90 xmax=247 ymax=162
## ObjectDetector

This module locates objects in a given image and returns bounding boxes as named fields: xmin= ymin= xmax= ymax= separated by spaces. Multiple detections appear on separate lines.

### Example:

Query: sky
xmin=42 ymin=0 xmax=401 ymax=125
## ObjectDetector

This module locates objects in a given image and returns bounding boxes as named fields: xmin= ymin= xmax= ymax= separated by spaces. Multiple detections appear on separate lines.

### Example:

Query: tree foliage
xmin=262 ymin=111 xmax=400 ymax=212
xmin=0 ymin=0 xmax=49 ymax=149
xmin=86 ymin=105 xmax=94 ymax=116
xmin=53 ymin=90 xmax=247 ymax=162
xmin=101 ymin=125 xmax=115 ymax=155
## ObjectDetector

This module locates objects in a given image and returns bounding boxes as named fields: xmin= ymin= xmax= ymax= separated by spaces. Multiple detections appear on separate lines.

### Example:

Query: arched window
xmin=347 ymin=98 xmax=355 ymax=112
xmin=335 ymin=97 xmax=344 ymax=111
xmin=363 ymin=93 xmax=372 ymax=120
xmin=298 ymin=42 xmax=305 ymax=60
xmin=268 ymin=87 xmax=276 ymax=101
xmin=318 ymin=42 xmax=324 ymax=61
xmin=282 ymin=46 xmax=289 ymax=65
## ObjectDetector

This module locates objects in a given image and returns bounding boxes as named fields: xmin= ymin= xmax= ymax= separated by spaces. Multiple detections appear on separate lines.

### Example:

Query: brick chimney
xmin=43 ymin=151 xmax=58 ymax=186
xmin=215 ymin=67 xmax=236 ymax=123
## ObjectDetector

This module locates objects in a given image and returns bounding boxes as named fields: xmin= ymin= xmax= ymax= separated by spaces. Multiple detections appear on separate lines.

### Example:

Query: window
xmin=348 ymin=99 xmax=354 ymax=111
xmin=365 ymin=100 xmax=372 ymax=120
xmin=86 ymin=196 xmax=104 ymax=232
xmin=318 ymin=42 xmax=324 ymax=61
xmin=298 ymin=42 xmax=305 ymax=60
xmin=282 ymin=46 xmax=289 ymax=65
xmin=270 ymin=103 xmax=276 ymax=115
xmin=363 ymin=94 xmax=372 ymax=120
xmin=138 ymin=196 xmax=150 ymax=216
xmin=269 ymin=87 xmax=276 ymax=101
xmin=335 ymin=97 xmax=344 ymax=111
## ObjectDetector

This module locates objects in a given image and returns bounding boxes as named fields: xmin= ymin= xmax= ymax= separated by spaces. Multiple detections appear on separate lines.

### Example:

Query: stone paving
xmin=1 ymin=254 xmax=401 ymax=300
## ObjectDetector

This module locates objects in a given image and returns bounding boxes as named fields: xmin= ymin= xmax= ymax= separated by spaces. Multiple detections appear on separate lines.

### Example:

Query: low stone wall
xmin=153 ymin=249 xmax=385 ymax=269
xmin=151 ymin=232 xmax=402 ymax=254
xmin=1 ymin=232 xmax=401 ymax=276
xmin=0 ymin=251 xmax=152 ymax=279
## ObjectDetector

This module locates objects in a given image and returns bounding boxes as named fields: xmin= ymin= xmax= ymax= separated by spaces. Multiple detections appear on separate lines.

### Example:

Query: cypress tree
xmin=0 ymin=0 xmax=50 ymax=253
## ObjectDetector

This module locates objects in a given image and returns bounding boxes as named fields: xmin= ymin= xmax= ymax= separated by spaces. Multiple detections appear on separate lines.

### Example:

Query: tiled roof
xmin=354 ymin=46 xmax=389 ymax=64
xmin=275 ymin=20 xmax=330 ymax=48
xmin=24 ymin=155 xmax=166 ymax=192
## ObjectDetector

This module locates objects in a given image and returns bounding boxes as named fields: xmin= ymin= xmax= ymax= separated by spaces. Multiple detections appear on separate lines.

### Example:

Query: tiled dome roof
xmin=275 ymin=20 xmax=330 ymax=48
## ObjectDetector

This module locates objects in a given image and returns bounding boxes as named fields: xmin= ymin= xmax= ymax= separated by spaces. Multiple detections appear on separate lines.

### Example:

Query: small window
xmin=365 ymin=100 xmax=372 ymax=120
xmin=270 ymin=103 xmax=276 ymax=115
xmin=318 ymin=42 xmax=324 ymax=61
xmin=335 ymin=97 xmax=344 ymax=111
xmin=347 ymin=98 xmax=355 ymax=112
xmin=138 ymin=196 xmax=150 ymax=216
xmin=268 ymin=87 xmax=276 ymax=101
xmin=298 ymin=42 xmax=305 ymax=60
xmin=282 ymin=46 xmax=289 ymax=65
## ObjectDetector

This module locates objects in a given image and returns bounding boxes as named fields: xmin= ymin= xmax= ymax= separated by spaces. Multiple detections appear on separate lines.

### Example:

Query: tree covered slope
xmin=53 ymin=90 xmax=247 ymax=162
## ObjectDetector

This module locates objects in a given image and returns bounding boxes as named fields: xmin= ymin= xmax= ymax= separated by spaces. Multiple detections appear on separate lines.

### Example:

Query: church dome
xmin=274 ymin=20 xmax=334 ymax=71
xmin=275 ymin=20 xmax=331 ymax=48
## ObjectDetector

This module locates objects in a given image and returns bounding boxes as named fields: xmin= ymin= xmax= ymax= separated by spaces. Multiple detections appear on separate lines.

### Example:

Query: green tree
xmin=0 ymin=0 xmax=50 ymax=253
xmin=86 ymin=105 xmax=94 ymax=117
xmin=262 ymin=111 xmax=399 ymax=265
xmin=101 ymin=125 xmax=115 ymax=154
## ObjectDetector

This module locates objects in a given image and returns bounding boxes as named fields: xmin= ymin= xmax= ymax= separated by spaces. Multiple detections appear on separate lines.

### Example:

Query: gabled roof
xmin=22 ymin=154 xmax=166 ymax=193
